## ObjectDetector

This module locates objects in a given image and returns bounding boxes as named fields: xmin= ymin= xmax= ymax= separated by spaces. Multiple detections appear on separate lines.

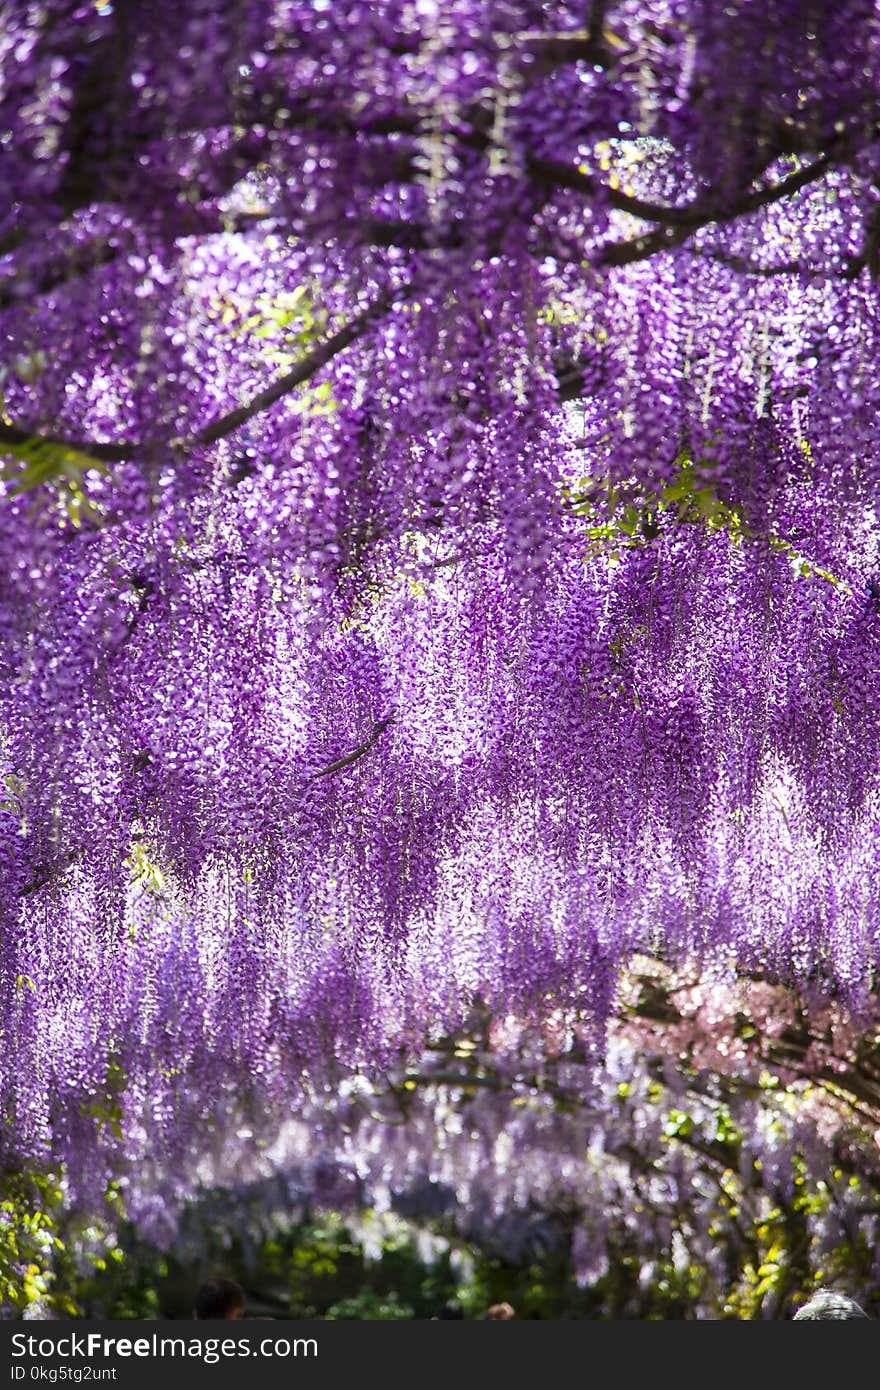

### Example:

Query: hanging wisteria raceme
xmin=94 ymin=961 xmax=880 ymax=1317
xmin=3 ymin=1 xmax=880 ymax=1212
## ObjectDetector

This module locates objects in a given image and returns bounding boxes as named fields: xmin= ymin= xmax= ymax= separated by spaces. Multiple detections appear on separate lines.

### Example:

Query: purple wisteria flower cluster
xmin=2 ymin=1 xmax=880 ymax=1215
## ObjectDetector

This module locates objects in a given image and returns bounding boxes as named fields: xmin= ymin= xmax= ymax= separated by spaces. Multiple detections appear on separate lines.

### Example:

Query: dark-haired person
xmin=435 ymin=1300 xmax=464 ymax=1319
xmin=792 ymin=1288 xmax=869 ymax=1320
xmin=193 ymin=1277 xmax=246 ymax=1319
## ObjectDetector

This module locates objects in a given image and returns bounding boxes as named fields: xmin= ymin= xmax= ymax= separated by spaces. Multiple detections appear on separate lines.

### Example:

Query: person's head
xmin=485 ymin=1302 xmax=515 ymax=1320
xmin=793 ymin=1288 xmax=869 ymax=1320
xmin=193 ymin=1277 xmax=246 ymax=1320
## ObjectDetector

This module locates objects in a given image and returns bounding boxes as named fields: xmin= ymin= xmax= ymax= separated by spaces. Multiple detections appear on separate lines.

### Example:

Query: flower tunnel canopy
xmin=1 ymin=0 xmax=880 ymax=1217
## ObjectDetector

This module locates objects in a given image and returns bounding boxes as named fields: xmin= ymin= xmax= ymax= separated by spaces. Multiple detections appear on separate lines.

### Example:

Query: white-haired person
xmin=793 ymin=1288 xmax=870 ymax=1320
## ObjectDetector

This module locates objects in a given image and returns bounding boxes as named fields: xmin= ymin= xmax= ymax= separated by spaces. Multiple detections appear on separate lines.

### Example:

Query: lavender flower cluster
xmin=2 ymin=1 xmax=880 ymax=1216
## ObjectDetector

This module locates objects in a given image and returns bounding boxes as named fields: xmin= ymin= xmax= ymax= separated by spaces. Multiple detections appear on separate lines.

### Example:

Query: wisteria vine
xmin=2 ymin=1 xmax=880 ymax=1225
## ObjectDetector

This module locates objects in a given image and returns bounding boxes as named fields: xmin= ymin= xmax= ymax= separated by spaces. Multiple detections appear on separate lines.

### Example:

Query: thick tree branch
xmin=308 ymin=713 xmax=396 ymax=781
xmin=335 ymin=143 xmax=843 ymax=264
xmin=0 ymin=420 xmax=137 ymax=465
xmin=596 ymin=151 xmax=837 ymax=265
xmin=691 ymin=248 xmax=808 ymax=277
xmin=598 ymin=222 xmax=695 ymax=266
xmin=533 ymin=148 xmax=835 ymax=230
xmin=195 ymin=289 xmax=400 ymax=447
xmin=0 ymin=288 xmax=402 ymax=477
